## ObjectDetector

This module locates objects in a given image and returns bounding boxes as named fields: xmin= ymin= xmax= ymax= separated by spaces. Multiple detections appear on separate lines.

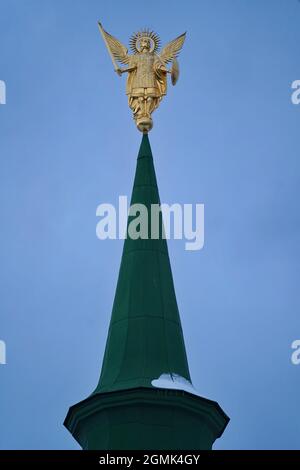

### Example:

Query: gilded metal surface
xmin=98 ymin=23 xmax=186 ymax=133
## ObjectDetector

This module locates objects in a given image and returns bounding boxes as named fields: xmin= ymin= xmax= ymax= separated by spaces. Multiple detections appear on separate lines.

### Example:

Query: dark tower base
xmin=64 ymin=388 xmax=229 ymax=450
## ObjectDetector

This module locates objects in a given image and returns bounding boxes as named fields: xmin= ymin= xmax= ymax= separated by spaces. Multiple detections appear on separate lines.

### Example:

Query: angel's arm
xmin=154 ymin=56 xmax=173 ymax=78
xmin=115 ymin=64 xmax=137 ymax=76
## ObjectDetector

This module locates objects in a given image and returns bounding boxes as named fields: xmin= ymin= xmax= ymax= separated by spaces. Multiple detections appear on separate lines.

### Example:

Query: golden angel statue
xmin=98 ymin=23 xmax=186 ymax=133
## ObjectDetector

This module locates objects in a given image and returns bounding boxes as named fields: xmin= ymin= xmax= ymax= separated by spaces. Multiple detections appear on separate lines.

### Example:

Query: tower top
xmin=94 ymin=134 xmax=191 ymax=394
xmin=64 ymin=135 xmax=229 ymax=450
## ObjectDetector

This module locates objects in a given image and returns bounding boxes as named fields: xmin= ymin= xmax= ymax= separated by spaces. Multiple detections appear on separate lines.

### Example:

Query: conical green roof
xmin=94 ymin=134 xmax=191 ymax=394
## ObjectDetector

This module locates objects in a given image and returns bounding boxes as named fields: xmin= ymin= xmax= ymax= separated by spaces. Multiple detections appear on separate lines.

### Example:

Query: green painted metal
xmin=64 ymin=135 xmax=229 ymax=449
xmin=94 ymin=133 xmax=191 ymax=394
xmin=64 ymin=388 xmax=229 ymax=450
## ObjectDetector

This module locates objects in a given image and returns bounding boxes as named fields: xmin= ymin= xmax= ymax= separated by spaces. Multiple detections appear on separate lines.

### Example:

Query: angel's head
xmin=139 ymin=37 xmax=151 ymax=52
xmin=129 ymin=30 xmax=161 ymax=54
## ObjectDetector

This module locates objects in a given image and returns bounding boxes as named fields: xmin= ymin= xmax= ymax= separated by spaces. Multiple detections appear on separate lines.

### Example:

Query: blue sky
xmin=0 ymin=0 xmax=300 ymax=449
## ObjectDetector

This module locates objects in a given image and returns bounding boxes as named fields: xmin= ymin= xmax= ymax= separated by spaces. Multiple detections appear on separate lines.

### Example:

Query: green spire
xmin=64 ymin=135 xmax=229 ymax=450
xmin=94 ymin=134 xmax=191 ymax=394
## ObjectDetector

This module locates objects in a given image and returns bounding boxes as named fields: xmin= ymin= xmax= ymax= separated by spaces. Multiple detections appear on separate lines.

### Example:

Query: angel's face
xmin=140 ymin=37 xmax=151 ymax=52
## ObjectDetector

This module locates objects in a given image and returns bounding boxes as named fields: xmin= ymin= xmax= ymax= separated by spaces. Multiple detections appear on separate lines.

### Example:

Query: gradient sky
xmin=0 ymin=0 xmax=300 ymax=450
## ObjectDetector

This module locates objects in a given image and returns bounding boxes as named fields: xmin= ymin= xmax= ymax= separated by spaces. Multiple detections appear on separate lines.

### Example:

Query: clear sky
xmin=0 ymin=0 xmax=299 ymax=450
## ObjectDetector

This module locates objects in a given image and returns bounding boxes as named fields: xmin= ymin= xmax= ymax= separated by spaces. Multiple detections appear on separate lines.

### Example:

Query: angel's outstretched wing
xmin=159 ymin=32 xmax=186 ymax=64
xmin=98 ymin=23 xmax=130 ymax=65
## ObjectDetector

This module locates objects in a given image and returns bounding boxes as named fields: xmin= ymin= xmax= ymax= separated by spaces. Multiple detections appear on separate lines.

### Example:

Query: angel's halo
xmin=129 ymin=29 xmax=161 ymax=54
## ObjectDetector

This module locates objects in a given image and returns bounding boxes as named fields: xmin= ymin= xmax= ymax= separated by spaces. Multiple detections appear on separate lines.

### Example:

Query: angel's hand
xmin=115 ymin=67 xmax=122 ymax=76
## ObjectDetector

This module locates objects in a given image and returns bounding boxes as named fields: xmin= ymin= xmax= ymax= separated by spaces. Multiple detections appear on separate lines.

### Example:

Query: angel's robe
xmin=126 ymin=52 xmax=167 ymax=98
